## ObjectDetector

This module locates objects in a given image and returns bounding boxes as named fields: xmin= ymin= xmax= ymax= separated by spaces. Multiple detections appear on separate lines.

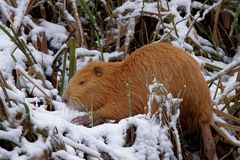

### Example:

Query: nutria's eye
xmin=79 ymin=81 xmax=84 ymax=85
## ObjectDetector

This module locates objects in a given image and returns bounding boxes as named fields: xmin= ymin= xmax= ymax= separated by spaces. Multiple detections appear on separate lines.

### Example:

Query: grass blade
xmin=229 ymin=4 xmax=240 ymax=37
xmin=60 ymin=48 xmax=68 ymax=96
xmin=23 ymin=103 xmax=31 ymax=121
xmin=67 ymin=37 xmax=76 ymax=81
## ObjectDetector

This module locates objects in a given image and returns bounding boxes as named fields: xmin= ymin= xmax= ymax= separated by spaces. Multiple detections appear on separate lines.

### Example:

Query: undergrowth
xmin=0 ymin=0 xmax=240 ymax=159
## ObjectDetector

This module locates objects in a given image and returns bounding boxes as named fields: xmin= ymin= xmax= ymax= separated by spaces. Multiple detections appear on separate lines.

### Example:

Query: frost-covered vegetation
xmin=0 ymin=0 xmax=240 ymax=159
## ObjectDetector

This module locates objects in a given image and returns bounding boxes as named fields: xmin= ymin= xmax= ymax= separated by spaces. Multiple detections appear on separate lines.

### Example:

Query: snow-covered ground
xmin=0 ymin=0 xmax=240 ymax=159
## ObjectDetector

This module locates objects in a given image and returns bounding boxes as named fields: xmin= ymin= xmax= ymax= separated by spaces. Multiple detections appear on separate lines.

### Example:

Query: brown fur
xmin=63 ymin=43 xmax=217 ymax=159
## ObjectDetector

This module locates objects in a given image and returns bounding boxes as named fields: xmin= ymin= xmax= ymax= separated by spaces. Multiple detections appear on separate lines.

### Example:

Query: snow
xmin=75 ymin=47 xmax=125 ymax=69
xmin=13 ymin=0 xmax=30 ymax=31
xmin=52 ymin=150 xmax=85 ymax=160
xmin=23 ymin=16 xmax=45 ymax=42
xmin=0 ymin=1 xmax=13 ymax=23
xmin=39 ymin=19 xmax=68 ymax=49
xmin=0 ymin=126 xmax=22 ymax=145
xmin=0 ymin=51 xmax=16 ymax=81
xmin=29 ymin=104 xmax=179 ymax=160
xmin=207 ymin=56 xmax=240 ymax=83
xmin=0 ymin=27 xmax=14 ymax=50
xmin=0 ymin=0 xmax=240 ymax=159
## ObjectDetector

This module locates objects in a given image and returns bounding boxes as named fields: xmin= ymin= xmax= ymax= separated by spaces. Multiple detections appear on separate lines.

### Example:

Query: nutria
xmin=62 ymin=43 xmax=217 ymax=160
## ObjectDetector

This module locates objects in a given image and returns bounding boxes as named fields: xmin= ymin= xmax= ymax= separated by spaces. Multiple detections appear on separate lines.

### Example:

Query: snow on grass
xmin=0 ymin=50 xmax=16 ymax=81
xmin=207 ymin=56 xmax=240 ymax=83
xmin=113 ymin=0 xmax=162 ymax=18
xmin=0 ymin=98 xmax=180 ymax=159
xmin=39 ymin=19 xmax=68 ymax=49
xmin=0 ymin=1 xmax=13 ymax=24
xmin=75 ymin=47 xmax=125 ymax=68
xmin=0 ymin=26 xmax=14 ymax=50
xmin=23 ymin=16 xmax=45 ymax=42
xmin=13 ymin=0 xmax=30 ymax=31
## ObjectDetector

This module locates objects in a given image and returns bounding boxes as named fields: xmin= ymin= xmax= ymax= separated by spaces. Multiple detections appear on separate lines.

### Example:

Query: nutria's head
xmin=62 ymin=61 xmax=121 ymax=112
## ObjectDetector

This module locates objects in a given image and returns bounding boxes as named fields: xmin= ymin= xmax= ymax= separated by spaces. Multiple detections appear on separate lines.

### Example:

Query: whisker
xmin=70 ymin=96 xmax=87 ymax=112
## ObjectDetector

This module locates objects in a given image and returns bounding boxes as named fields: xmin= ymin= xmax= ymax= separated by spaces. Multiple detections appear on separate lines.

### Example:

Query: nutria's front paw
xmin=71 ymin=115 xmax=91 ymax=126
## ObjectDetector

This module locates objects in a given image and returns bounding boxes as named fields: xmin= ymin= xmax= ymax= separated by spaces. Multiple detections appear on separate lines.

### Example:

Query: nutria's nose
xmin=61 ymin=95 xmax=68 ymax=104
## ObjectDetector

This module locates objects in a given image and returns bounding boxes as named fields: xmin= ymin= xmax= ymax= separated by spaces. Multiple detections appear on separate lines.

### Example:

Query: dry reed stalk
xmin=0 ymin=71 xmax=12 ymax=108
xmin=216 ymin=82 xmax=240 ymax=113
xmin=70 ymin=0 xmax=85 ymax=47
xmin=211 ymin=122 xmax=238 ymax=146
xmin=51 ymin=128 xmax=66 ymax=152
xmin=212 ymin=1 xmax=222 ymax=46
xmin=116 ymin=23 xmax=121 ymax=51
xmin=213 ymin=108 xmax=240 ymax=124
xmin=207 ymin=60 xmax=240 ymax=83
xmin=13 ymin=0 xmax=31 ymax=32
xmin=216 ymin=122 xmax=240 ymax=132
xmin=9 ymin=0 xmax=16 ymax=7
xmin=185 ymin=0 xmax=213 ymax=41
xmin=16 ymin=69 xmax=51 ymax=102
xmin=218 ymin=22 xmax=235 ymax=49
xmin=158 ymin=17 xmax=189 ymax=42
xmin=39 ymin=2 xmax=46 ymax=18
xmin=151 ymin=0 xmax=165 ymax=42
xmin=219 ymin=79 xmax=232 ymax=114
xmin=46 ymin=0 xmax=58 ymax=20
xmin=104 ymin=24 xmax=127 ymax=51
xmin=219 ymin=147 xmax=234 ymax=160
xmin=26 ymin=0 xmax=36 ymax=13
xmin=213 ymin=78 xmax=221 ymax=100
xmin=40 ymin=32 xmax=49 ymax=54
xmin=0 ymin=98 xmax=7 ymax=121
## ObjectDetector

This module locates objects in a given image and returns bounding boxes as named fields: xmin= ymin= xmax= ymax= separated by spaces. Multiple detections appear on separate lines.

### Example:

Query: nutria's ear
xmin=93 ymin=66 xmax=103 ymax=77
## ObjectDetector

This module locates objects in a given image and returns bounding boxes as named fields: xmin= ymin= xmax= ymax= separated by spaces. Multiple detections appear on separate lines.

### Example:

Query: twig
xmin=165 ymin=0 xmax=179 ymax=38
xmin=219 ymin=147 xmax=234 ymax=160
xmin=16 ymin=68 xmax=51 ymax=100
xmin=213 ymin=108 xmax=240 ymax=124
xmin=213 ymin=78 xmax=221 ymax=100
xmin=60 ymin=135 xmax=101 ymax=158
xmin=211 ymin=122 xmax=238 ymax=146
xmin=229 ymin=4 xmax=240 ymax=37
xmin=0 ymin=0 xmax=14 ymax=24
xmin=126 ymin=80 xmax=132 ymax=117
xmin=207 ymin=59 xmax=240 ymax=83
xmin=52 ymin=44 xmax=68 ymax=68
xmin=219 ymin=79 xmax=232 ymax=114
xmin=152 ymin=0 xmax=165 ymax=42
xmin=0 ymin=98 xmax=7 ymax=121
xmin=212 ymin=1 xmax=222 ymax=46
xmin=158 ymin=17 xmax=189 ymax=42
xmin=116 ymin=24 xmax=121 ymax=51
xmin=185 ymin=0 xmax=209 ymax=39
xmin=0 ymin=71 xmax=12 ymax=108
xmin=216 ymin=122 xmax=240 ymax=132
xmin=70 ymin=0 xmax=85 ymax=47
xmin=13 ymin=0 xmax=31 ymax=32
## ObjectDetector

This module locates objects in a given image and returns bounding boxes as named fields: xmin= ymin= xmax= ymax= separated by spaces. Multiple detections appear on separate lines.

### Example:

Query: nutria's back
xmin=121 ymin=43 xmax=212 ymax=131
